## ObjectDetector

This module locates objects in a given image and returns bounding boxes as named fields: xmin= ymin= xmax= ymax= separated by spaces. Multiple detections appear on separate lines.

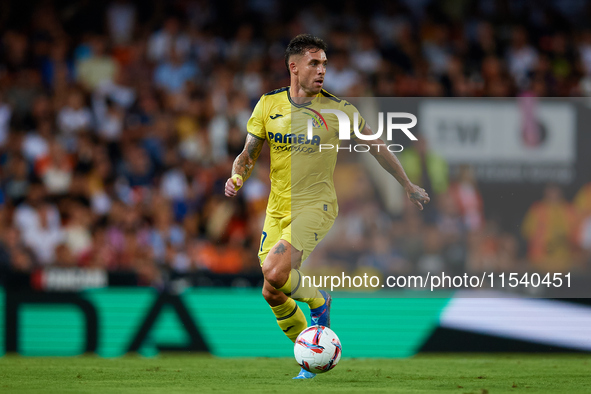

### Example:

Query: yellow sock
xmin=276 ymin=269 xmax=325 ymax=310
xmin=270 ymin=298 xmax=307 ymax=342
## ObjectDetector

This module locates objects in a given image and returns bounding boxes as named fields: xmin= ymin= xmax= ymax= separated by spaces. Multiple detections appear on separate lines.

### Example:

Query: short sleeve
xmin=341 ymin=101 xmax=366 ymax=138
xmin=247 ymin=97 xmax=266 ymax=140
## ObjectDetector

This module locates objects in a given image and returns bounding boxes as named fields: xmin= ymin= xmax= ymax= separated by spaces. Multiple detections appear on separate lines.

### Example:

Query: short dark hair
xmin=284 ymin=34 xmax=328 ymax=72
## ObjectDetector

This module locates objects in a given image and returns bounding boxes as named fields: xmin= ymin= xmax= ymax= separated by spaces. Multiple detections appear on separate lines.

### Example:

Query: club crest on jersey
xmin=303 ymin=109 xmax=329 ymax=130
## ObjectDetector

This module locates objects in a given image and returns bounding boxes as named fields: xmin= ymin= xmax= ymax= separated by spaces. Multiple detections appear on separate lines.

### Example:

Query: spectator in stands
xmin=579 ymin=30 xmax=591 ymax=77
xmin=154 ymin=47 xmax=198 ymax=94
xmin=358 ymin=232 xmax=409 ymax=275
xmin=35 ymin=140 xmax=75 ymax=195
xmin=506 ymin=27 xmax=538 ymax=89
xmin=0 ymin=92 xmax=12 ymax=148
xmin=521 ymin=184 xmax=579 ymax=272
xmin=3 ymin=154 xmax=31 ymax=205
xmin=574 ymin=182 xmax=591 ymax=261
xmin=351 ymin=32 xmax=382 ymax=76
xmin=106 ymin=0 xmax=137 ymax=46
xmin=323 ymin=50 xmax=360 ymax=96
xmin=21 ymin=201 xmax=64 ymax=265
xmin=22 ymin=116 xmax=52 ymax=163
xmin=63 ymin=200 xmax=93 ymax=260
xmin=57 ymin=89 xmax=93 ymax=135
xmin=41 ymin=40 xmax=73 ymax=89
xmin=422 ymin=25 xmax=452 ymax=76
xmin=76 ymin=36 xmax=119 ymax=91
xmin=448 ymin=165 xmax=485 ymax=232
xmin=148 ymin=198 xmax=185 ymax=264
xmin=54 ymin=243 xmax=77 ymax=267
xmin=147 ymin=17 xmax=191 ymax=63
xmin=119 ymin=144 xmax=154 ymax=190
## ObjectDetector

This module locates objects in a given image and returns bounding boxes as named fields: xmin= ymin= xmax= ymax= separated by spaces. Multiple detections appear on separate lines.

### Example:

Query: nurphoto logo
xmin=308 ymin=111 xmax=419 ymax=152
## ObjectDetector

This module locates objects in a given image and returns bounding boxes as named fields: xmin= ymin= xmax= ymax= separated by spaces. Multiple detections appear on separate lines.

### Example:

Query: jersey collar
xmin=287 ymin=87 xmax=318 ymax=108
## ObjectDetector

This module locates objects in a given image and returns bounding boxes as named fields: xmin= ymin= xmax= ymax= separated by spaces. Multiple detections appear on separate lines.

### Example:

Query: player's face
xmin=294 ymin=49 xmax=327 ymax=95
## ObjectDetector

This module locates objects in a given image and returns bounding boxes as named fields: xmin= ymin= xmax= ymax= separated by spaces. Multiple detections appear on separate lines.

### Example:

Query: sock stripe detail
xmin=290 ymin=270 xmax=302 ymax=296
xmin=276 ymin=304 xmax=299 ymax=321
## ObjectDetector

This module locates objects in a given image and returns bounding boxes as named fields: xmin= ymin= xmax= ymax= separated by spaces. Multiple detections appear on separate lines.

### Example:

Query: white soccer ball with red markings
xmin=294 ymin=325 xmax=342 ymax=373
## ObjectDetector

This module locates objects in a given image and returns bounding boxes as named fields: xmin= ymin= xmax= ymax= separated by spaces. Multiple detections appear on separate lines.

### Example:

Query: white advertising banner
xmin=419 ymin=100 xmax=576 ymax=164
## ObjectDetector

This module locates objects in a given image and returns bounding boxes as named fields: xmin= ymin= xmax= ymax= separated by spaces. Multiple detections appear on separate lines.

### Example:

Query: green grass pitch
xmin=1 ymin=354 xmax=589 ymax=393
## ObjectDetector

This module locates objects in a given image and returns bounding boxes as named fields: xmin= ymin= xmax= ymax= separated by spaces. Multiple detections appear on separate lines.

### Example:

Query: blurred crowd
xmin=0 ymin=0 xmax=591 ymax=285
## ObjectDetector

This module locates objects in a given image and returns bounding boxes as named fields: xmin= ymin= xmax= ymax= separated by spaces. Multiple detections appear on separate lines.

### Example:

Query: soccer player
xmin=225 ymin=34 xmax=430 ymax=379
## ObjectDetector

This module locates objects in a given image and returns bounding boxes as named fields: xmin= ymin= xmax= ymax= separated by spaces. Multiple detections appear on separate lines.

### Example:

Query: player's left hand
xmin=406 ymin=184 xmax=430 ymax=210
xmin=225 ymin=175 xmax=243 ymax=197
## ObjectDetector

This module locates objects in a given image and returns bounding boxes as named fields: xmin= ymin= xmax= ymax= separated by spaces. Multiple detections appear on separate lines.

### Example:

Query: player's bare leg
xmin=261 ymin=279 xmax=288 ymax=307
xmin=262 ymin=239 xmax=331 ymax=325
xmin=262 ymin=240 xmax=332 ymax=379
xmin=261 ymin=245 xmax=308 ymax=344
xmin=262 ymin=240 xmax=302 ymax=290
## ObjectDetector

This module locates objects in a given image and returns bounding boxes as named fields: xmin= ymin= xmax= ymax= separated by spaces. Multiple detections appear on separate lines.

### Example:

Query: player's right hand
xmin=225 ymin=175 xmax=243 ymax=197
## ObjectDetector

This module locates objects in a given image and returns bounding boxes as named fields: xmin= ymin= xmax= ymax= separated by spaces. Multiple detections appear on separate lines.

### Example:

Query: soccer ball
xmin=294 ymin=325 xmax=342 ymax=373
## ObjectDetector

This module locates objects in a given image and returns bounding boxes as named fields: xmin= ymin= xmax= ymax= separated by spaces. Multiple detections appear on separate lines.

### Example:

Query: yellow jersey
xmin=247 ymin=87 xmax=365 ymax=218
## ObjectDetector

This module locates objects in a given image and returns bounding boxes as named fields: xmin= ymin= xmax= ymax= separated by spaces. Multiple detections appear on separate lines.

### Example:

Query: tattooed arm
xmin=354 ymin=124 xmax=430 ymax=210
xmin=225 ymin=133 xmax=265 ymax=197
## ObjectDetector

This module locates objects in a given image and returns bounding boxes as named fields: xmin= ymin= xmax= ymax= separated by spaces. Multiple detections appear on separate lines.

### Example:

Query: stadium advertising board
xmin=0 ymin=287 xmax=448 ymax=358
xmin=418 ymin=99 xmax=577 ymax=183
xmin=2 ymin=287 xmax=590 ymax=358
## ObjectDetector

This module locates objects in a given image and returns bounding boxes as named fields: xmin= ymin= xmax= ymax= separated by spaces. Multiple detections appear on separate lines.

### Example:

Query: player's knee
xmin=262 ymin=286 xmax=284 ymax=304
xmin=262 ymin=262 xmax=289 ymax=289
